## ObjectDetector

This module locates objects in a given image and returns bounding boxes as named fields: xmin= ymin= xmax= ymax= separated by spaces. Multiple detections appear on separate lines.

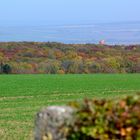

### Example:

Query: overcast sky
xmin=0 ymin=0 xmax=140 ymax=25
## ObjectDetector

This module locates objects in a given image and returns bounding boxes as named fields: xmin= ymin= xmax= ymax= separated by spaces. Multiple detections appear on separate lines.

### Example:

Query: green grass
xmin=0 ymin=74 xmax=140 ymax=140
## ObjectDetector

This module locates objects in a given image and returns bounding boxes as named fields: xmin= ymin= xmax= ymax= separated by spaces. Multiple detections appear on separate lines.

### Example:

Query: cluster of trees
xmin=0 ymin=42 xmax=140 ymax=74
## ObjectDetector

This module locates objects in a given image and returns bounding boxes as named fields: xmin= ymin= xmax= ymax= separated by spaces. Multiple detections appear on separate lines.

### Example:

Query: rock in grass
xmin=34 ymin=106 xmax=74 ymax=140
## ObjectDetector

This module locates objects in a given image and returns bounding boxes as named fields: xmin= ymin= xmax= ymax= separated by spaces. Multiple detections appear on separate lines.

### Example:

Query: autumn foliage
xmin=0 ymin=42 xmax=140 ymax=74
xmin=67 ymin=94 xmax=140 ymax=140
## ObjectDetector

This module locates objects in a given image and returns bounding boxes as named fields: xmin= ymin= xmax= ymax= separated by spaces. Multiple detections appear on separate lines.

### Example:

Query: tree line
xmin=0 ymin=42 xmax=140 ymax=74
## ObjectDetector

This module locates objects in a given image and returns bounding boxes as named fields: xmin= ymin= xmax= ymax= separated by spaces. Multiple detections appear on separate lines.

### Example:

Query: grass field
xmin=0 ymin=74 xmax=140 ymax=140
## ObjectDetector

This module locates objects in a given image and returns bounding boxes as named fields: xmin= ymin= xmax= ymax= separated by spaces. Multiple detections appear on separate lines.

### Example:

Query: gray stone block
xmin=34 ymin=106 xmax=74 ymax=140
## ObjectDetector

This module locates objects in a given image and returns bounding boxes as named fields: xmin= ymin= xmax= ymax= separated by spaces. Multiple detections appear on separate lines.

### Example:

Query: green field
xmin=0 ymin=74 xmax=140 ymax=140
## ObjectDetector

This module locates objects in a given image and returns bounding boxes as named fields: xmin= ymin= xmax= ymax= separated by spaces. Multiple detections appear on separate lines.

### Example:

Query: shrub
xmin=2 ymin=64 xmax=12 ymax=74
xmin=0 ymin=63 xmax=3 ymax=73
xmin=67 ymin=94 xmax=140 ymax=140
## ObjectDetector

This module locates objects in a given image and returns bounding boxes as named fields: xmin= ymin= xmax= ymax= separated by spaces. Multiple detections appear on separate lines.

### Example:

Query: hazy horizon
xmin=0 ymin=21 xmax=140 ymax=45
xmin=0 ymin=0 xmax=140 ymax=44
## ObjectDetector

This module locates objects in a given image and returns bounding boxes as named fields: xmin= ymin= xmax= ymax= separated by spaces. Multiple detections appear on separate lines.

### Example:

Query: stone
xmin=34 ymin=106 xmax=74 ymax=140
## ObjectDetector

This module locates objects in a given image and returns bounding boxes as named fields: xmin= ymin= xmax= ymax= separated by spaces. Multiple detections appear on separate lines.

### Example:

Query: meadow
xmin=0 ymin=74 xmax=140 ymax=140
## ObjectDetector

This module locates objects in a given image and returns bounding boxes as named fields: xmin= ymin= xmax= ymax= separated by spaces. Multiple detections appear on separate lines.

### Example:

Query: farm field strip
xmin=0 ymin=74 xmax=140 ymax=140
xmin=0 ymin=89 xmax=140 ymax=100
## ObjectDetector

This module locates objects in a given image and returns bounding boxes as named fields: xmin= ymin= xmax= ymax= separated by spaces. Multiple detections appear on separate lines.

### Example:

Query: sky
xmin=0 ymin=0 xmax=140 ymax=26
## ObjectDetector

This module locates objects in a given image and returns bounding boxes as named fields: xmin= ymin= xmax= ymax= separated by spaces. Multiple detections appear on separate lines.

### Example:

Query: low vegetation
xmin=0 ymin=74 xmax=140 ymax=139
xmin=0 ymin=42 xmax=140 ymax=74
xmin=68 ymin=94 xmax=140 ymax=140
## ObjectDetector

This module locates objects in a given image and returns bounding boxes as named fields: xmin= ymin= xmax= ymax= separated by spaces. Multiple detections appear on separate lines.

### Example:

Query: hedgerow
xmin=67 ymin=94 xmax=140 ymax=140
